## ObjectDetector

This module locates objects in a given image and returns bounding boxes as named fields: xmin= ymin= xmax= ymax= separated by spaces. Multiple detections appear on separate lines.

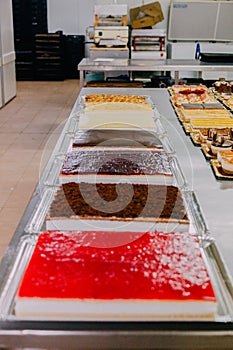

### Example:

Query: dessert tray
xmin=0 ymin=90 xmax=233 ymax=349
xmin=182 ymin=122 xmax=192 ymax=135
xmin=0 ymin=230 xmax=232 ymax=323
xmin=210 ymin=159 xmax=233 ymax=181
xmin=77 ymin=94 xmax=160 ymax=131
xmin=173 ymin=107 xmax=185 ymax=124
xmin=78 ymin=93 xmax=159 ymax=119
xmin=79 ymin=94 xmax=158 ymax=111
xmin=190 ymin=132 xmax=202 ymax=147
xmin=169 ymin=86 xmax=233 ymax=182
xmin=201 ymin=144 xmax=217 ymax=161
xmin=72 ymin=129 xmax=164 ymax=148
xmin=209 ymin=86 xmax=233 ymax=113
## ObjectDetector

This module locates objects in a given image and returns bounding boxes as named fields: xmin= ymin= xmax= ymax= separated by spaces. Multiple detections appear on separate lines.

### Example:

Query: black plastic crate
xmin=16 ymin=50 xmax=34 ymax=61
xmin=64 ymin=35 xmax=85 ymax=79
xmin=16 ymin=62 xmax=35 ymax=81
xmin=35 ymin=69 xmax=64 ymax=81
xmin=12 ymin=0 xmax=48 ymax=42
xmin=35 ymin=33 xmax=64 ymax=40
xmin=35 ymin=34 xmax=64 ymax=55
xmin=35 ymin=46 xmax=64 ymax=55
xmin=35 ymin=61 xmax=64 ymax=68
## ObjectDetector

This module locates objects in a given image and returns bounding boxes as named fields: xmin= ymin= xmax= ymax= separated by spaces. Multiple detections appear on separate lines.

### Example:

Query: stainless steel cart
xmin=78 ymin=59 xmax=233 ymax=87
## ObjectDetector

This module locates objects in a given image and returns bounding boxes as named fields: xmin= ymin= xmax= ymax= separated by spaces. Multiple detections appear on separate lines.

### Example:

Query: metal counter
xmin=0 ymin=88 xmax=233 ymax=349
xmin=78 ymin=58 xmax=233 ymax=87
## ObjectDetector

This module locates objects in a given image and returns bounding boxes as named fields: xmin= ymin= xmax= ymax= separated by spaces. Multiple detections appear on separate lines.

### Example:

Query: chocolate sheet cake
xmin=72 ymin=129 xmax=163 ymax=148
xmin=46 ymin=183 xmax=189 ymax=232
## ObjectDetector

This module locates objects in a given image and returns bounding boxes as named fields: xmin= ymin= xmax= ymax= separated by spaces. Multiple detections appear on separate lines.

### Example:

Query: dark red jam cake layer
xmin=47 ymin=183 xmax=189 ymax=222
xmin=61 ymin=149 xmax=172 ymax=176
xmin=17 ymin=230 xmax=216 ymax=302
xmin=72 ymin=129 xmax=163 ymax=148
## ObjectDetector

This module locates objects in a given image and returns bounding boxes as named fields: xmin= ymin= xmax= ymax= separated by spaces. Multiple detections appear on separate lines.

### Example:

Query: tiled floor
xmin=0 ymin=79 xmax=81 ymax=261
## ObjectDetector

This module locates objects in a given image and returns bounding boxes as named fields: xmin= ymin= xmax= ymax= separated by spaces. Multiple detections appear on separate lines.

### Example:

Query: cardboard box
xmin=130 ymin=2 xmax=164 ymax=29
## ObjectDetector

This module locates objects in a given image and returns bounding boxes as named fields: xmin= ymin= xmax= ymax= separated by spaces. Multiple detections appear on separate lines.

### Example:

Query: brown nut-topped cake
xmin=46 ymin=182 xmax=190 ymax=232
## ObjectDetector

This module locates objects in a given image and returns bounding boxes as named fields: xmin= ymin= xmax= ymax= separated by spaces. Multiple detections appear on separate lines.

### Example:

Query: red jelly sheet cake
xmin=17 ymin=230 xmax=216 ymax=304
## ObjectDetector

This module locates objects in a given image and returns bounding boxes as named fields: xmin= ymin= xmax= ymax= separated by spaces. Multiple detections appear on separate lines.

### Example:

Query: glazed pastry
xmin=15 ymin=230 xmax=217 ymax=320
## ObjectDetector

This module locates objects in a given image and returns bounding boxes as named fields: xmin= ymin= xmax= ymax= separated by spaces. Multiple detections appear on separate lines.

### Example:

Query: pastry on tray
xmin=169 ymin=84 xmax=208 ymax=95
xmin=181 ymin=109 xmax=231 ymax=122
xmin=210 ymin=134 xmax=232 ymax=155
xmin=181 ymin=103 xmax=204 ymax=110
xmin=218 ymin=150 xmax=233 ymax=174
xmin=72 ymin=129 xmax=163 ymax=148
xmin=84 ymin=94 xmax=152 ymax=107
xmin=15 ymin=230 xmax=217 ymax=320
xmin=46 ymin=182 xmax=190 ymax=233
xmin=59 ymin=148 xmax=173 ymax=185
xmin=198 ymin=128 xmax=231 ymax=144
xmin=213 ymin=81 xmax=232 ymax=94
xmin=78 ymin=109 xmax=156 ymax=130
xmin=78 ymin=94 xmax=156 ymax=130
xmin=190 ymin=118 xmax=233 ymax=131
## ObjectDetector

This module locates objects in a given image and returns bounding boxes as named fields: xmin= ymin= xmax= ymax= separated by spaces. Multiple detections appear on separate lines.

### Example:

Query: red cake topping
xmin=18 ymin=231 xmax=216 ymax=302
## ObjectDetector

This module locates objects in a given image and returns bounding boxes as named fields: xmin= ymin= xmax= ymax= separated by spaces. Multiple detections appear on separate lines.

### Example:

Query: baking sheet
xmin=24 ymin=178 xmax=205 ymax=238
xmin=58 ymin=148 xmax=175 ymax=185
xmin=77 ymin=94 xmax=160 ymax=131
xmin=57 ymin=149 xmax=183 ymax=187
xmin=43 ymin=133 xmax=176 ymax=188
xmin=0 ymin=232 xmax=232 ymax=322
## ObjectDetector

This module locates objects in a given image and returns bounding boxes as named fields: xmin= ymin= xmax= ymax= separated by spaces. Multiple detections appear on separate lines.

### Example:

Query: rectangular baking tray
xmin=24 ymin=179 xmax=206 ymax=238
xmin=0 ymin=233 xmax=232 ymax=323
xmin=79 ymin=94 xmax=159 ymax=114
xmin=43 ymin=147 xmax=181 ymax=186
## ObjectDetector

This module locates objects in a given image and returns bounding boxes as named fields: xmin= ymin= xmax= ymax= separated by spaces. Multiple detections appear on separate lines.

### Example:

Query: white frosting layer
xmin=15 ymin=298 xmax=216 ymax=321
xmin=59 ymin=174 xmax=173 ymax=185
xmin=85 ymin=102 xmax=153 ymax=112
xmin=46 ymin=219 xmax=189 ymax=233
xmin=78 ymin=111 xmax=156 ymax=130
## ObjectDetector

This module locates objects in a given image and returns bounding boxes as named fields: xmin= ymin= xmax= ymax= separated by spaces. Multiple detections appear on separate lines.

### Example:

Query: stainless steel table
xmin=78 ymin=58 xmax=233 ymax=87
xmin=0 ymin=88 xmax=233 ymax=349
